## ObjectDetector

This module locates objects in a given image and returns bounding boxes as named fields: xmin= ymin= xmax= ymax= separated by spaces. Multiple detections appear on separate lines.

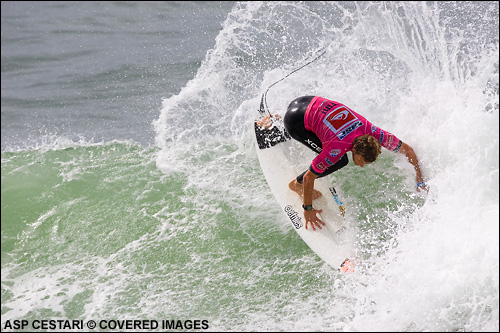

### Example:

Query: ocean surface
xmin=2 ymin=1 xmax=499 ymax=331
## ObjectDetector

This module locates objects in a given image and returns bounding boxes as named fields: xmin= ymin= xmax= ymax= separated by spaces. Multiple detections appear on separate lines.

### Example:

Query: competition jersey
xmin=304 ymin=96 xmax=402 ymax=175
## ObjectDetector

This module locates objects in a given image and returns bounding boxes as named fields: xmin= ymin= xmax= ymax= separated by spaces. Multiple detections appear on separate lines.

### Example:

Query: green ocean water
xmin=1 ymin=141 xmax=354 ymax=328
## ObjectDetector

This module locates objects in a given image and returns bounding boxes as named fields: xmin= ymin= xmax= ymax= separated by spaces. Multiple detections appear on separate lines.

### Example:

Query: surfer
xmin=283 ymin=96 xmax=427 ymax=231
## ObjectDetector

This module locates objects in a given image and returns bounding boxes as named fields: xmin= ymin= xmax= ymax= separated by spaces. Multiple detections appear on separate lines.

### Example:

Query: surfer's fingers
xmin=315 ymin=218 xmax=325 ymax=228
xmin=314 ymin=210 xmax=325 ymax=225
xmin=306 ymin=221 xmax=316 ymax=231
xmin=313 ymin=218 xmax=325 ymax=229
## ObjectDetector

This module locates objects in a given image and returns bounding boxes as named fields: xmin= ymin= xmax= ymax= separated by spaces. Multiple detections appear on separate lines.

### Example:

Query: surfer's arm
xmin=302 ymin=170 xmax=325 ymax=230
xmin=398 ymin=142 xmax=427 ymax=192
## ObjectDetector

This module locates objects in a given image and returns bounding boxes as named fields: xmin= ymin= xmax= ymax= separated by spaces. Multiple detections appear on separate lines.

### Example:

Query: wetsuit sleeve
xmin=309 ymin=149 xmax=345 ymax=175
xmin=308 ymin=164 xmax=322 ymax=176
xmin=370 ymin=125 xmax=402 ymax=152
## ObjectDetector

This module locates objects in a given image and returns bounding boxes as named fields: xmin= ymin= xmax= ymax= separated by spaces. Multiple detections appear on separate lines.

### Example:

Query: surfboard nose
xmin=339 ymin=258 xmax=355 ymax=273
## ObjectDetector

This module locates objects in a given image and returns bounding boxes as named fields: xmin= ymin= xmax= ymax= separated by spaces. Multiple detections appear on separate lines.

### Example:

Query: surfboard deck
xmin=254 ymin=114 xmax=355 ymax=270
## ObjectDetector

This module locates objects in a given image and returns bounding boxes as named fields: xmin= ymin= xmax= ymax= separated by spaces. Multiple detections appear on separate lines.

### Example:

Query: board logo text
xmin=284 ymin=205 xmax=303 ymax=229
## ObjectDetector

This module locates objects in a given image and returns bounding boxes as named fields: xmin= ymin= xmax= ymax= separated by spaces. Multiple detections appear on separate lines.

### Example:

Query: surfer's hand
xmin=304 ymin=209 xmax=325 ymax=231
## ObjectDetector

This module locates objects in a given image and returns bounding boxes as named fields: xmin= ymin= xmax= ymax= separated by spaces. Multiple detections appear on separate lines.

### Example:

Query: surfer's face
xmin=352 ymin=150 xmax=369 ymax=168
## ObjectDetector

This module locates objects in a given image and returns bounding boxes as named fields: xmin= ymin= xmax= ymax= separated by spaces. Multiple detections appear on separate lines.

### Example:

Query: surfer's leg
xmin=288 ymin=177 xmax=322 ymax=200
xmin=284 ymin=96 xmax=323 ymax=200
xmin=284 ymin=96 xmax=331 ymax=200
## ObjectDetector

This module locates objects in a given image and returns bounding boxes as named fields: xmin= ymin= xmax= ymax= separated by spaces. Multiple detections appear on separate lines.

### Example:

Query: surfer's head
xmin=352 ymin=134 xmax=382 ymax=167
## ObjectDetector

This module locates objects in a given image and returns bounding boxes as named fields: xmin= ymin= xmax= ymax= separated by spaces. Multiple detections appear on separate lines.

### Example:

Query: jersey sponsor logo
xmin=329 ymin=149 xmax=341 ymax=157
xmin=337 ymin=120 xmax=363 ymax=140
xmin=319 ymin=101 xmax=338 ymax=114
xmin=387 ymin=133 xmax=394 ymax=146
xmin=323 ymin=106 xmax=362 ymax=140
xmin=379 ymin=130 xmax=384 ymax=143
xmin=315 ymin=162 xmax=327 ymax=171
xmin=325 ymin=157 xmax=334 ymax=166
xmin=371 ymin=125 xmax=378 ymax=133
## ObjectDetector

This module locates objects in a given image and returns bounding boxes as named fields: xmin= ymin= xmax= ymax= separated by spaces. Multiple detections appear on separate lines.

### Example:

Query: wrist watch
xmin=302 ymin=204 xmax=313 ymax=211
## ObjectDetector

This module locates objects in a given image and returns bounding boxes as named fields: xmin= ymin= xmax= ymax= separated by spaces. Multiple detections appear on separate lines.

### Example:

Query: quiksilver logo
xmin=284 ymin=205 xmax=303 ymax=229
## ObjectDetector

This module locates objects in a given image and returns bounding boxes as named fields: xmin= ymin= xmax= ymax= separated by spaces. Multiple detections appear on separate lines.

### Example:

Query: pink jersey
xmin=304 ymin=96 xmax=402 ymax=174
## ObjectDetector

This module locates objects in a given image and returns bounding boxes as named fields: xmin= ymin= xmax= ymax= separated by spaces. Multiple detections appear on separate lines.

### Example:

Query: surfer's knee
xmin=295 ymin=170 xmax=308 ymax=184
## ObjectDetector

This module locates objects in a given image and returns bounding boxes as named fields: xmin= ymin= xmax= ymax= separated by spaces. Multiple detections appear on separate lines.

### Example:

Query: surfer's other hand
xmin=304 ymin=209 xmax=325 ymax=230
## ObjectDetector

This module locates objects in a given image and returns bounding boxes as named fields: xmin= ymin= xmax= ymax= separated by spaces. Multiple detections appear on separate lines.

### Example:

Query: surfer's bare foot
xmin=256 ymin=115 xmax=272 ymax=129
xmin=256 ymin=114 xmax=282 ymax=129
xmin=288 ymin=179 xmax=322 ymax=200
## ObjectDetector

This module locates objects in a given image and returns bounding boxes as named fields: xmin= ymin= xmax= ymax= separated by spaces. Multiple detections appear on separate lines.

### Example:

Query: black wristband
xmin=302 ymin=204 xmax=313 ymax=211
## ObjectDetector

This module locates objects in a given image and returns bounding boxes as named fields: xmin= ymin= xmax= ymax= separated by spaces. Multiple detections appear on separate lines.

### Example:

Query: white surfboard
xmin=254 ymin=111 xmax=355 ymax=271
